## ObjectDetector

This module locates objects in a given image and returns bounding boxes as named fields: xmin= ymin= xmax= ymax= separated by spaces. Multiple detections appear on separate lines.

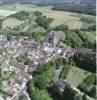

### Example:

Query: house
xmin=55 ymin=79 xmax=70 ymax=92
xmin=45 ymin=31 xmax=65 ymax=46
xmin=0 ymin=35 xmax=8 ymax=49
xmin=25 ymin=66 xmax=35 ymax=74
xmin=9 ymin=61 xmax=26 ymax=71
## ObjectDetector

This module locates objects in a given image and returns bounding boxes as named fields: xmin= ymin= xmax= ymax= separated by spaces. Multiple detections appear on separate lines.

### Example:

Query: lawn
xmin=2 ymin=17 xmax=24 ymax=29
xmin=66 ymin=66 xmax=91 ymax=87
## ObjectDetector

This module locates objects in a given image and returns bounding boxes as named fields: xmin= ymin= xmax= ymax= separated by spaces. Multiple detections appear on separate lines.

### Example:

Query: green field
xmin=0 ymin=4 xmax=95 ymax=30
xmin=2 ymin=17 xmax=24 ymax=29
xmin=0 ymin=9 xmax=17 ymax=17
xmin=66 ymin=66 xmax=91 ymax=87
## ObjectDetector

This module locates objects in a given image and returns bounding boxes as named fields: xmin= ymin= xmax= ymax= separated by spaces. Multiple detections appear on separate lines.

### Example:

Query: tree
xmin=18 ymin=94 xmax=28 ymax=100
xmin=63 ymin=87 xmax=75 ymax=100
xmin=28 ymin=80 xmax=36 ymax=98
xmin=36 ymin=15 xmax=53 ymax=29
xmin=59 ymin=64 xmax=71 ymax=79
xmin=65 ymin=31 xmax=83 ymax=48
xmin=11 ymin=11 xmax=30 ymax=20
xmin=17 ymin=55 xmax=32 ymax=65
xmin=78 ymin=74 xmax=96 ymax=94
xmin=34 ymin=88 xmax=52 ymax=100
xmin=28 ymin=80 xmax=52 ymax=100
xmin=89 ymin=86 xmax=96 ymax=99
xmin=73 ymin=49 xmax=96 ymax=72
xmin=47 ymin=85 xmax=63 ymax=100
xmin=54 ymin=24 xmax=69 ymax=32
xmin=88 ymin=24 xmax=96 ymax=31
xmin=34 ymin=67 xmax=55 ymax=89
xmin=0 ymin=19 xmax=2 ymax=29
xmin=75 ymin=31 xmax=96 ymax=49
xmin=34 ymin=11 xmax=42 ymax=16
xmin=82 ymin=94 xmax=88 ymax=100
xmin=34 ymin=75 xmax=48 ymax=89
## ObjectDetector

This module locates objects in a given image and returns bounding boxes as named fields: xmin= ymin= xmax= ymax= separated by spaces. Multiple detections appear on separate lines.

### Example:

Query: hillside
xmin=0 ymin=4 xmax=96 ymax=100
xmin=1 ymin=0 xmax=96 ymax=5
xmin=1 ymin=0 xmax=95 ymax=15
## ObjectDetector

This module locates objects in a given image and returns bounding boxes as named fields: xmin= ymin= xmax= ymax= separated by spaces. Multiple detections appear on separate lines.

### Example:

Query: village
xmin=0 ymin=31 xmax=74 ymax=100
xmin=0 ymin=3 xmax=96 ymax=100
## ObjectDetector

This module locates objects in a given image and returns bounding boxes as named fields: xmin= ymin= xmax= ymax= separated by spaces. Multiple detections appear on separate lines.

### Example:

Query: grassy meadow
xmin=66 ymin=66 xmax=92 ymax=87
xmin=2 ymin=17 xmax=24 ymax=29
xmin=0 ymin=4 xmax=95 ymax=30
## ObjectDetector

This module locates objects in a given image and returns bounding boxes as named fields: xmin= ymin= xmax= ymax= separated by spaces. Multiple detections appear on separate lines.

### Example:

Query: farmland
xmin=0 ymin=4 xmax=96 ymax=100
xmin=0 ymin=4 xmax=95 ymax=30
xmin=0 ymin=9 xmax=17 ymax=17
xmin=0 ymin=4 xmax=95 ymax=46
xmin=2 ymin=17 xmax=24 ymax=29
xmin=66 ymin=66 xmax=92 ymax=87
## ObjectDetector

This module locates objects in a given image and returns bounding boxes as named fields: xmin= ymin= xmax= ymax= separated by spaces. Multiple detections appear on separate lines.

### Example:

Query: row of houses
xmin=0 ymin=31 xmax=74 ymax=100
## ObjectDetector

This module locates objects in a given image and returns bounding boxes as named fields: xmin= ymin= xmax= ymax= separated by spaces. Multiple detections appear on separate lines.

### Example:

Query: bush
xmin=78 ymin=74 xmax=96 ymax=94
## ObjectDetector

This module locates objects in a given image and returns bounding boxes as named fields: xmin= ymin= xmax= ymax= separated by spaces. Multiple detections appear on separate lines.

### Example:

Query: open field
xmin=14 ymin=5 xmax=96 ymax=29
xmin=79 ymin=31 xmax=96 ymax=43
xmin=13 ymin=5 xmax=86 ymax=29
xmin=0 ymin=9 xmax=17 ymax=17
xmin=42 ymin=11 xmax=82 ymax=28
xmin=2 ymin=17 xmax=24 ymax=29
xmin=0 ymin=4 xmax=95 ymax=30
xmin=21 ymin=23 xmax=46 ymax=33
xmin=66 ymin=66 xmax=91 ymax=87
xmin=66 ymin=20 xmax=83 ymax=30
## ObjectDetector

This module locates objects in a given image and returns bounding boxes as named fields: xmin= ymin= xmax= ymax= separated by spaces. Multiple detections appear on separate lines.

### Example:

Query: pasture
xmin=0 ymin=9 xmax=17 ymax=17
xmin=2 ymin=17 xmax=24 ymax=29
xmin=14 ymin=5 xmax=84 ymax=29
xmin=66 ymin=66 xmax=91 ymax=87
xmin=0 ymin=4 xmax=95 ymax=30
